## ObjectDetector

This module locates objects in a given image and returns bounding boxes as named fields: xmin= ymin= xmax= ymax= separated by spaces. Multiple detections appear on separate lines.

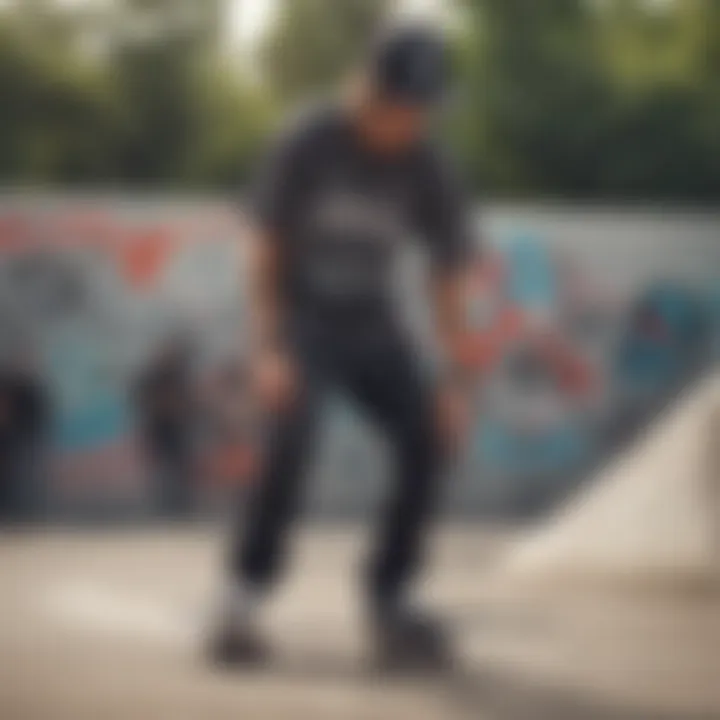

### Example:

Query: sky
xmin=231 ymin=0 xmax=446 ymax=49
xmin=231 ymin=0 xmax=275 ymax=47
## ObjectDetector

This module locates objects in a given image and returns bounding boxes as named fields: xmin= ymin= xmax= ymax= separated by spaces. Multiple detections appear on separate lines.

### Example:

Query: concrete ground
xmin=1 ymin=525 xmax=719 ymax=720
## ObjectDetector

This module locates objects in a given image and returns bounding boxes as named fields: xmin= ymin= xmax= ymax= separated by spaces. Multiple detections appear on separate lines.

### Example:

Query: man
xmin=213 ymin=26 xmax=476 ymax=670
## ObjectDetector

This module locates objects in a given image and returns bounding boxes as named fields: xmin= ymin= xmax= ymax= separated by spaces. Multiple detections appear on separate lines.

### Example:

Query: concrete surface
xmin=501 ymin=372 xmax=720 ymax=587
xmin=1 ymin=525 xmax=719 ymax=720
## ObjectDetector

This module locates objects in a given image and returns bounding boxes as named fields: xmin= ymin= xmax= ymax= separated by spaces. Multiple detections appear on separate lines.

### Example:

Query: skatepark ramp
xmin=498 ymin=370 xmax=720 ymax=591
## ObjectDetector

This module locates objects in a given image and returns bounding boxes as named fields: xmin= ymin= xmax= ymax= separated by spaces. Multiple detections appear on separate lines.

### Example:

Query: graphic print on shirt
xmin=301 ymin=182 xmax=409 ymax=304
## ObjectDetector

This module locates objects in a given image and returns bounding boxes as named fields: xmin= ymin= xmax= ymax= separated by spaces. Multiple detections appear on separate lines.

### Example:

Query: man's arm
xmin=245 ymin=226 xmax=297 ymax=413
xmin=246 ymin=227 xmax=285 ymax=355
xmin=414 ymin=148 xmax=476 ymax=381
xmin=414 ymin=148 xmax=478 ymax=445
xmin=431 ymin=260 xmax=476 ymax=449
xmin=244 ymin=119 xmax=312 ymax=410
xmin=431 ymin=266 xmax=470 ymax=381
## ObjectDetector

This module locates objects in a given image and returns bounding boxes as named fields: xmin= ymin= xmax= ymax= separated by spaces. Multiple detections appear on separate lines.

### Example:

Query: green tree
xmin=457 ymin=0 xmax=720 ymax=200
xmin=183 ymin=63 xmax=276 ymax=187
xmin=594 ymin=0 xmax=720 ymax=199
xmin=1 ymin=0 xmax=718 ymax=198
xmin=0 ymin=7 xmax=121 ymax=184
xmin=458 ymin=0 xmax=614 ymax=196
xmin=105 ymin=0 xmax=227 ymax=183
xmin=260 ymin=0 xmax=389 ymax=106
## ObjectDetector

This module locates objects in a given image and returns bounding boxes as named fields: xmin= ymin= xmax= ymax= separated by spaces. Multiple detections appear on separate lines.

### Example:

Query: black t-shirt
xmin=250 ymin=104 xmax=472 ymax=325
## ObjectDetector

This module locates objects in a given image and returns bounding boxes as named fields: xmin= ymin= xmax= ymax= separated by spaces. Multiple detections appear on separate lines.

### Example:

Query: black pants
xmin=231 ymin=318 xmax=444 ymax=606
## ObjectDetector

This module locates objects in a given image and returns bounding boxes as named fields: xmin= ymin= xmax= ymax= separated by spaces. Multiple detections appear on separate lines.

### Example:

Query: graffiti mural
xmin=455 ymin=232 xmax=718 ymax=515
xmin=0 ymin=200 xmax=244 ymax=513
xmin=0 ymin=199 xmax=717 ymax=519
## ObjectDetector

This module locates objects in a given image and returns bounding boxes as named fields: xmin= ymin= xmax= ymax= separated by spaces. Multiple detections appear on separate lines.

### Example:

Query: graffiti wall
xmin=0 ymin=197 xmax=717 ymax=519
xmin=0 ymin=198 xmax=245 ymax=514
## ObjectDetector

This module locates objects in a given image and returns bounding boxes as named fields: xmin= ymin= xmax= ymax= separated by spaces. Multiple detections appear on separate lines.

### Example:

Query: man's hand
xmin=251 ymin=349 xmax=297 ymax=414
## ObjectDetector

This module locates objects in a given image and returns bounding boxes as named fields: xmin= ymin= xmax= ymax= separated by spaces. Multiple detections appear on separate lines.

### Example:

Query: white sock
xmin=219 ymin=580 xmax=263 ymax=625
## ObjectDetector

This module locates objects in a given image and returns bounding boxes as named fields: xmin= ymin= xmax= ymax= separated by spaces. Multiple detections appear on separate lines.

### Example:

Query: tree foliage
xmin=455 ymin=0 xmax=720 ymax=200
xmin=0 ymin=0 xmax=272 ymax=187
xmin=0 ymin=0 xmax=717 ymax=200
xmin=260 ymin=0 xmax=387 ymax=106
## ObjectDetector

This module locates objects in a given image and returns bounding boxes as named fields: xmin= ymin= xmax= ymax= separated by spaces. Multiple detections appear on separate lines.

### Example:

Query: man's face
xmin=357 ymin=94 xmax=430 ymax=154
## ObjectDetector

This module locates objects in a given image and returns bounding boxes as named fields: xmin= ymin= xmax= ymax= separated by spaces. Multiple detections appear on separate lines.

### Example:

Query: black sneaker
xmin=206 ymin=591 xmax=270 ymax=668
xmin=208 ymin=620 xmax=270 ymax=668
xmin=369 ymin=601 xmax=454 ymax=674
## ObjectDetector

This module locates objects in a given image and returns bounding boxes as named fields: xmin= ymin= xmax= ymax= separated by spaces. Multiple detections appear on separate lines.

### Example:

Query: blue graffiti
xmin=44 ymin=331 xmax=132 ymax=451
xmin=500 ymin=232 xmax=558 ymax=313
xmin=475 ymin=418 xmax=589 ymax=476
xmin=615 ymin=282 xmax=712 ymax=395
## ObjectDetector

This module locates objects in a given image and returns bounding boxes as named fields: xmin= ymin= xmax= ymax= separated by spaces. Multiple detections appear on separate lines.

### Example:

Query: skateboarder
xmin=212 ymin=25 xmax=477 ymax=671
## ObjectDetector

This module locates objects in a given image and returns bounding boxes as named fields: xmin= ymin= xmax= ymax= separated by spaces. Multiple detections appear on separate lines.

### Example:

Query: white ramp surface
xmin=501 ymin=371 xmax=720 ymax=588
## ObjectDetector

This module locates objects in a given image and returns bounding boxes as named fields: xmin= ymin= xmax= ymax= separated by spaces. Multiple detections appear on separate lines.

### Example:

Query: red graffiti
xmin=120 ymin=229 xmax=175 ymax=289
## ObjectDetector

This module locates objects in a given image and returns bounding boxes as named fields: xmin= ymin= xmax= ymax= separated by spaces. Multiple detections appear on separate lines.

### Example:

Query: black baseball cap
xmin=368 ymin=25 xmax=449 ymax=108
